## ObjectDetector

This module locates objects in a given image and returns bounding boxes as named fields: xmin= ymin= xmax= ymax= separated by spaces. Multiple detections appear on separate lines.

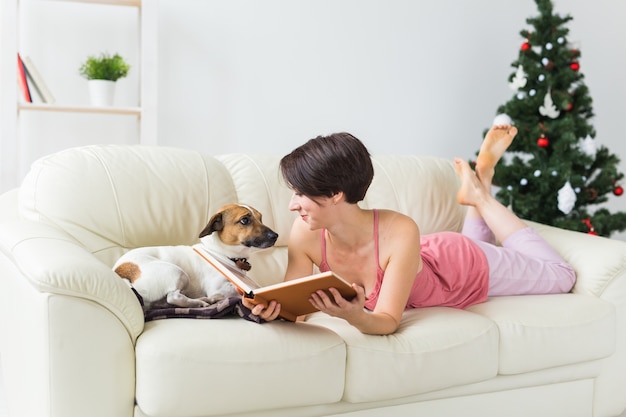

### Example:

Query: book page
xmin=193 ymin=247 xmax=260 ymax=295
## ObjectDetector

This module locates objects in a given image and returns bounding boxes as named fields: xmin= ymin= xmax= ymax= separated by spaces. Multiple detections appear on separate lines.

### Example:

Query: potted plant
xmin=79 ymin=52 xmax=130 ymax=106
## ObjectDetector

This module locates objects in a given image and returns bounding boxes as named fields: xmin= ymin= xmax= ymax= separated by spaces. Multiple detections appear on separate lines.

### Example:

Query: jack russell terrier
xmin=114 ymin=203 xmax=279 ymax=310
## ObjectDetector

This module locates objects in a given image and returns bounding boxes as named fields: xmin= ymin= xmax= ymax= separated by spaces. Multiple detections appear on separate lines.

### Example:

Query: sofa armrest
xmin=0 ymin=219 xmax=144 ymax=341
xmin=527 ymin=221 xmax=626 ymax=301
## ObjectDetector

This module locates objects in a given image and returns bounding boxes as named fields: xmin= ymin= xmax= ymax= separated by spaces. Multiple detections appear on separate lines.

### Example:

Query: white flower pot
xmin=88 ymin=79 xmax=116 ymax=106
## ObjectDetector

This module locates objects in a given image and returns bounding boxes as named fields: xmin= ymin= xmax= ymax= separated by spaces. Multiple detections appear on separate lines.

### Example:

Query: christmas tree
xmin=483 ymin=0 xmax=626 ymax=237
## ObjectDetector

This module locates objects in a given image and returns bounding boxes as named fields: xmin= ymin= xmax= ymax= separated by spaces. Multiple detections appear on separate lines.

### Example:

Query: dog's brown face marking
xmin=199 ymin=204 xmax=278 ymax=249
xmin=115 ymin=262 xmax=142 ymax=283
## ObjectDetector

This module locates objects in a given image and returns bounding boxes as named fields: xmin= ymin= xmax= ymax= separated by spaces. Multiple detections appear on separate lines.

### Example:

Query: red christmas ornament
xmin=582 ymin=218 xmax=598 ymax=235
xmin=521 ymin=42 xmax=531 ymax=51
xmin=566 ymin=102 xmax=573 ymax=111
xmin=614 ymin=185 xmax=624 ymax=196
xmin=537 ymin=136 xmax=550 ymax=148
xmin=570 ymin=62 xmax=580 ymax=71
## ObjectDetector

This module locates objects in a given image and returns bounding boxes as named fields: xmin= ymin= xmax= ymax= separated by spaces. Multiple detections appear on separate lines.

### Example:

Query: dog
xmin=113 ymin=204 xmax=278 ymax=310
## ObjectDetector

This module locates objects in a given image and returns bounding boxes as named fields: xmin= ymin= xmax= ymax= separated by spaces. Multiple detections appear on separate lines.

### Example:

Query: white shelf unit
xmin=0 ymin=0 xmax=157 ymax=192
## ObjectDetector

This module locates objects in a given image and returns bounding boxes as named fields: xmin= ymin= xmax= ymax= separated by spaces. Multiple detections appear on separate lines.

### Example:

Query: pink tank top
xmin=319 ymin=209 xmax=489 ymax=310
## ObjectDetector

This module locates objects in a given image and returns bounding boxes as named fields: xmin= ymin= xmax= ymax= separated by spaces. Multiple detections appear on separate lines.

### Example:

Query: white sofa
xmin=1 ymin=144 xmax=625 ymax=417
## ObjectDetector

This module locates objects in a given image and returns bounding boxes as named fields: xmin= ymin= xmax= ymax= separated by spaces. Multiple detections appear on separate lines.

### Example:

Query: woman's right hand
xmin=241 ymin=297 xmax=282 ymax=321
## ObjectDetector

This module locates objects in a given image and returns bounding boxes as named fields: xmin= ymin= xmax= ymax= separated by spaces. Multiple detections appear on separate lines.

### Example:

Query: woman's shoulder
xmin=377 ymin=209 xmax=419 ymax=229
xmin=376 ymin=209 xmax=420 ymax=246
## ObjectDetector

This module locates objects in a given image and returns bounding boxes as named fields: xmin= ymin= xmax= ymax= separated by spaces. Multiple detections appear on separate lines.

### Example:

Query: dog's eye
xmin=239 ymin=216 xmax=251 ymax=226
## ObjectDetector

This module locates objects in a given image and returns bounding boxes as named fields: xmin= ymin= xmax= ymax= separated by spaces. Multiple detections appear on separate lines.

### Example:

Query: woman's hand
xmin=309 ymin=284 xmax=367 ymax=323
xmin=241 ymin=298 xmax=282 ymax=321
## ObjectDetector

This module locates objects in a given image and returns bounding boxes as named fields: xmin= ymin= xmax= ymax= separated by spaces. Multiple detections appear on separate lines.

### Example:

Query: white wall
xmin=157 ymin=1 xmax=625 ymax=155
xmin=5 ymin=0 xmax=626 ymax=238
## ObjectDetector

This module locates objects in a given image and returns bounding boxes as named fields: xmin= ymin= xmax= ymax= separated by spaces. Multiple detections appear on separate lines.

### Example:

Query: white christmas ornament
xmin=579 ymin=135 xmax=597 ymax=158
xmin=557 ymin=180 xmax=577 ymax=214
xmin=539 ymin=89 xmax=560 ymax=119
xmin=586 ymin=168 xmax=600 ymax=184
xmin=493 ymin=114 xmax=513 ymax=126
xmin=509 ymin=65 xmax=528 ymax=90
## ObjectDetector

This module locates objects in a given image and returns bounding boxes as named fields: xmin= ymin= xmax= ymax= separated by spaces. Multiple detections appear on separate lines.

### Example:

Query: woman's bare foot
xmin=454 ymin=158 xmax=487 ymax=207
xmin=475 ymin=124 xmax=517 ymax=187
xmin=455 ymin=158 xmax=528 ymax=242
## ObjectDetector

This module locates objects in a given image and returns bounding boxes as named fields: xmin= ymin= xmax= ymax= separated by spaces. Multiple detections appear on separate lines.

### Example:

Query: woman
xmin=242 ymin=126 xmax=576 ymax=335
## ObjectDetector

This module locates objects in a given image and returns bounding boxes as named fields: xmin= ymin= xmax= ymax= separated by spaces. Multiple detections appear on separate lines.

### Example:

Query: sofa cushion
xmin=305 ymin=307 xmax=499 ymax=403
xmin=467 ymin=294 xmax=615 ymax=375
xmin=134 ymin=318 xmax=346 ymax=417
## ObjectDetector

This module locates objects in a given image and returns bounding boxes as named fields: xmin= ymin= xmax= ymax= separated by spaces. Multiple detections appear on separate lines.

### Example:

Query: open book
xmin=193 ymin=247 xmax=357 ymax=321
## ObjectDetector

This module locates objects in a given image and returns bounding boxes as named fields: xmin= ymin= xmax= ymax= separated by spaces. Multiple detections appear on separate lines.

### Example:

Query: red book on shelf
xmin=17 ymin=53 xmax=32 ymax=103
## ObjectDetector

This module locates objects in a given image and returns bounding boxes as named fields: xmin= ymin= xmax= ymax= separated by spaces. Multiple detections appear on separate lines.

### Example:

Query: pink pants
xmin=462 ymin=218 xmax=576 ymax=296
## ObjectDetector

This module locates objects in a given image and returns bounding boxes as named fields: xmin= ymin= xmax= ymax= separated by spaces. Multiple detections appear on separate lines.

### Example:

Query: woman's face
xmin=288 ymin=191 xmax=333 ymax=230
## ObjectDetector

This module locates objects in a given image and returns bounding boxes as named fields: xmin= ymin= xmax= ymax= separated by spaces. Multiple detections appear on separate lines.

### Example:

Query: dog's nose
xmin=244 ymin=229 xmax=279 ymax=248
xmin=267 ymin=230 xmax=279 ymax=242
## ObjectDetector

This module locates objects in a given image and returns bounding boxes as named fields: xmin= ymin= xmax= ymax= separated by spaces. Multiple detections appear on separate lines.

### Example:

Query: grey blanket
xmin=130 ymin=287 xmax=264 ymax=323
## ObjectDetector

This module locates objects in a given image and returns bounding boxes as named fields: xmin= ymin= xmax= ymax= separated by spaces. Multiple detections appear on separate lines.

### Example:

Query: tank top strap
xmin=373 ymin=209 xmax=385 ymax=277
xmin=320 ymin=228 xmax=330 ymax=272
xmin=373 ymin=209 xmax=380 ymax=264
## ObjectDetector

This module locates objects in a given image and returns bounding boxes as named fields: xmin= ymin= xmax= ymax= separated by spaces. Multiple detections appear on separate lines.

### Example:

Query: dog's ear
xmin=199 ymin=212 xmax=224 ymax=238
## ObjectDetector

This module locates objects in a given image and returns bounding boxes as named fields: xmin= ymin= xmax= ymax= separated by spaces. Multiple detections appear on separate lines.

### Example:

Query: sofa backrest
xmin=17 ymin=145 xmax=465 ymax=286
xmin=19 ymin=145 xmax=237 ymax=266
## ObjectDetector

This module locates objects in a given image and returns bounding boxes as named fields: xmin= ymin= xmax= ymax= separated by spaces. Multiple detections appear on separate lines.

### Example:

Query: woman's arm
xmin=241 ymin=217 xmax=317 ymax=320
xmin=284 ymin=217 xmax=318 ymax=280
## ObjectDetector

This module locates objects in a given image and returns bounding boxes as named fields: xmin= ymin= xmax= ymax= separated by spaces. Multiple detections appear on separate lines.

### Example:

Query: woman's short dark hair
xmin=279 ymin=132 xmax=374 ymax=204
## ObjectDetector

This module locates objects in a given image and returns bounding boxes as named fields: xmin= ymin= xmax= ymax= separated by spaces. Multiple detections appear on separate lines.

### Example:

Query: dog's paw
xmin=187 ymin=299 xmax=211 ymax=308
xmin=201 ymin=294 xmax=226 ymax=305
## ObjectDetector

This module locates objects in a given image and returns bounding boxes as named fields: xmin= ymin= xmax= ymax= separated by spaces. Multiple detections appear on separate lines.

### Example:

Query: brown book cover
xmin=193 ymin=247 xmax=357 ymax=321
